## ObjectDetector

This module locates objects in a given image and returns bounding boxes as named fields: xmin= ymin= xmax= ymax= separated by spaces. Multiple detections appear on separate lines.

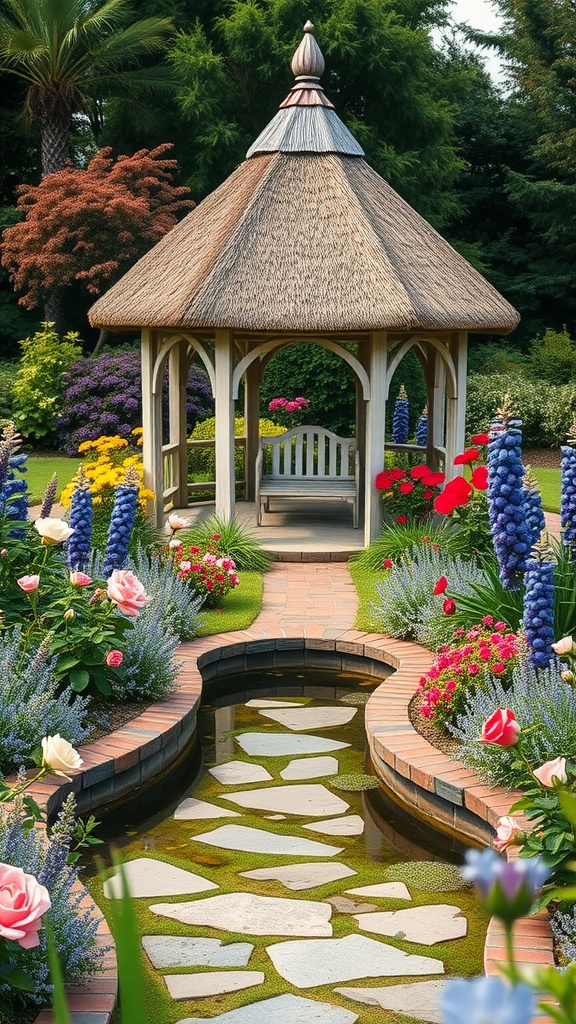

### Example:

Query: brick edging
xmin=29 ymin=626 xmax=554 ymax=1022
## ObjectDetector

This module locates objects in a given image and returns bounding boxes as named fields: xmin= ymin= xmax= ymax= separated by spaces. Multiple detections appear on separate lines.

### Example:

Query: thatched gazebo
xmin=89 ymin=22 xmax=519 ymax=546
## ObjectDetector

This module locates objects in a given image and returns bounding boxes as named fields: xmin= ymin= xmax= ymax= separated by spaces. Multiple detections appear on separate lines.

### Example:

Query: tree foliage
xmin=0 ymin=145 xmax=193 ymax=310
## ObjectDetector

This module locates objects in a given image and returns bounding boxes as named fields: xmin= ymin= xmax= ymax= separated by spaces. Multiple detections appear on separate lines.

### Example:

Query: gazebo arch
xmin=89 ymin=21 xmax=519 ymax=547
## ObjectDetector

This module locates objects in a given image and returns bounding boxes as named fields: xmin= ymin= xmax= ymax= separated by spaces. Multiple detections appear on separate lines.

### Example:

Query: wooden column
xmin=214 ymin=329 xmax=236 ymax=521
xmin=168 ymin=341 xmax=189 ymax=509
xmin=244 ymin=357 xmax=261 ymax=502
xmin=365 ymin=330 xmax=387 ymax=546
xmin=431 ymin=350 xmax=447 ymax=473
xmin=445 ymin=332 xmax=467 ymax=479
xmin=141 ymin=328 xmax=164 ymax=526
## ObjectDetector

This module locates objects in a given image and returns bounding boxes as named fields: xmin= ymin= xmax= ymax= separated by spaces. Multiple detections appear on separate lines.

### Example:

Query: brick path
xmin=254 ymin=561 xmax=359 ymax=635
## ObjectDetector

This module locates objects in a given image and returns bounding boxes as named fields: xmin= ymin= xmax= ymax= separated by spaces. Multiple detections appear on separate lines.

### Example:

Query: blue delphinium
xmin=102 ymin=465 xmax=139 ymax=577
xmin=439 ymin=976 xmax=534 ymax=1024
xmin=0 ymin=422 xmax=28 ymax=522
xmin=522 ymin=465 xmax=546 ymax=547
xmin=561 ymin=424 xmax=576 ymax=556
xmin=487 ymin=395 xmax=531 ymax=589
xmin=523 ymin=534 xmax=555 ymax=669
xmin=66 ymin=466 xmax=93 ymax=571
xmin=416 ymin=404 xmax=428 ymax=447
xmin=392 ymin=384 xmax=410 ymax=444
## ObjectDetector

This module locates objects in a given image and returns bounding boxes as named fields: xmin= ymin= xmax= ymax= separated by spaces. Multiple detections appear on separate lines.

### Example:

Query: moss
xmin=332 ymin=773 xmax=381 ymax=791
xmin=340 ymin=692 xmax=371 ymax=705
xmin=198 ymin=572 xmax=263 ymax=636
xmin=384 ymin=861 xmax=472 ymax=893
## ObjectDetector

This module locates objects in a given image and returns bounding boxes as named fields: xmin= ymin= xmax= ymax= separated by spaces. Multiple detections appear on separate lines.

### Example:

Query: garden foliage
xmin=126 ymin=548 xmax=203 ymax=642
xmin=113 ymin=602 xmax=181 ymax=702
xmin=466 ymin=371 xmax=576 ymax=447
xmin=188 ymin=416 xmax=283 ymax=482
xmin=13 ymin=325 xmax=82 ymax=444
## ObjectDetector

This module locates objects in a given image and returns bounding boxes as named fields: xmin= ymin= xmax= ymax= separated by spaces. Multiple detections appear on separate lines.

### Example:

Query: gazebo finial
xmin=291 ymin=20 xmax=325 ymax=81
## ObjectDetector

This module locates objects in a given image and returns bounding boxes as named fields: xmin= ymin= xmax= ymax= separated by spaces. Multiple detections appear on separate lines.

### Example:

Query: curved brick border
xmin=30 ymin=626 xmax=555 ymax=1022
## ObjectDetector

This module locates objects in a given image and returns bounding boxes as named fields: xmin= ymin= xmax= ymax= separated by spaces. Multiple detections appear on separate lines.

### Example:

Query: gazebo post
xmin=365 ymin=330 xmax=388 ymax=546
xmin=431 ymin=352 xmax=447 ymax=474
xmin=244 ymin=358 xmax=261 ymax=502
xmin=444 ymin=332 xmax=468 ymax=479
xmin=141 ymin=328 xmax=164 ymax=526
xmin=214 ymin=328 xmax=236 ymax=521
xmin=168 ymin=341 xmax=189 ymax=510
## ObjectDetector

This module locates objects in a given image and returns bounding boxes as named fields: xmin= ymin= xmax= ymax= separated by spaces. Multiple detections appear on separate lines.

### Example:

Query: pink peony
xmin=106 ymin=650 xmax=123 ymax=668
xmin=533 ymin=756 xmax=567 ymax=788
xmin=0 ymin=864 xmax=51 ymax=948
xmin=17 ymin=574 xmax=40 ymax=592
xmin=69 ymin=571 xmax=92 ymax=587
xmin=106 ymin=570 xmax=151 ymax=617
xmin=480 ymin=708 xmax=521 ymax=746
xmin=494 ymin=816 xmax=524 ymax=852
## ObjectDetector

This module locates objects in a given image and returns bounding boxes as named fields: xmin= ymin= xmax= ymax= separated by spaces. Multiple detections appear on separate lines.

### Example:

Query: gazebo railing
xmin=161 ymin=437 xmax=248 ymax=509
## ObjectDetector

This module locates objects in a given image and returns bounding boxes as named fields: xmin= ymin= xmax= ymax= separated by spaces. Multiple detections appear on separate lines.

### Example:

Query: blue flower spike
xmin=440 ymin=976 xmax=535 ymax=1024
xmin=416 ymin=404 xmax=428 ymax=447
xmin=66 ymin=465 xmax=93 ymax=571
xmin=522 ymin=466 xmax=546 ymax=547
xmin=392 ymin=383 xmax=410 ymax=445
xmin=487 ymin=394 xmax=531 ymax=590
xmin=462 ymin=848 xmax=549 ymax=924
xmin=561 ymin=418 xmax=576 ymax=559
xmin=0 ymin=422 xmax=29 ymax=522
xmin=522 ymin=532 xmax=555 ymax=670
xmin=102 ymin=464 xmax=139 ymax=578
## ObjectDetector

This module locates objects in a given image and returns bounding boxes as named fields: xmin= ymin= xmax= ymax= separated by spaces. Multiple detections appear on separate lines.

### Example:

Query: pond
xmin=86 ymin=669 xmax=488 ymax=1024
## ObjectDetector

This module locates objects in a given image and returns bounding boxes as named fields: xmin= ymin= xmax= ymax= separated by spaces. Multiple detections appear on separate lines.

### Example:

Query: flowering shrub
xmin=58 ymin=347 xmax=213 ymax=455
xmin=188 ymin=416 xmax=284 ymax=481
xmin=169 ymin=534 xmax=240 ymax=607
xmin=13 ymin=325 xmax=82 ymax=445
xmin=375 ymin=463 xmax=445 ymax=523
xmin=417 ymin=618 xmax=522 ymax=727
xmin=267 ymin=395 xmax=309 ymax=428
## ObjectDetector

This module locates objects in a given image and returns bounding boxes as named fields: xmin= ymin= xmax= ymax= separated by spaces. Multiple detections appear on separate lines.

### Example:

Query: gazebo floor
xmin=168 ymin=498 xmax=364 ymax=561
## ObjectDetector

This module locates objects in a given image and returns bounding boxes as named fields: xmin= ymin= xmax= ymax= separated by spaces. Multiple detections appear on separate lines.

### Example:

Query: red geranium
xmin=433 ymin=575 xmax=448 ymax=595
xmin=471 ymin=433 xmax=490 ymax=445
xmin=375 ymin=472 xmax=392 ymax=490
xmin=420 ymin=471 xmax=445 ymax=487
xmin=396 ymin=515 xmax=408 ymax=524
xmin=423 ymin=489 xmax=433 ymax=499
xmin=434 ymin=476 xmax=472 ymax=514
xmin=410 ymin=464 xmax=431 ymax=479
xmin=399 ymin=481 xmax=414 ymax=494
xmin=453 ymin=448 xmax=479 ymax=465
xmin=389 ymin=468 xmax=407 ymax=482
xmin=471 ymin=465 xmax=488 ymax=490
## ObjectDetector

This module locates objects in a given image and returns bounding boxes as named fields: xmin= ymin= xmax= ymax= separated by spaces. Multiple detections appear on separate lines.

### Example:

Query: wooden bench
xmin=255 ymin=426 xmax=359 ymax=527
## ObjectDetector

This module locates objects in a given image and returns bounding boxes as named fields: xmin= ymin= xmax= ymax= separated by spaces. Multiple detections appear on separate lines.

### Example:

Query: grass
xmin=197 ymin=571 xmax=264 ymax=635
xmin=532 ymin=466 xmax=560 ymax=512
xmin=348 ymin=558 xmax=381 ymax=631
xmin=23 ymin=455 xmax=79 ymax=504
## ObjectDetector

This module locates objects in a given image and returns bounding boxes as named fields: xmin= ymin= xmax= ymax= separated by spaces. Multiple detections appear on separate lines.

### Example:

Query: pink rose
xmin=106 ymin=569 xmax=151 ymax=617
xmin=552 ymin=636 xmax=575 ymax=656
xmin=17 ymin=574 xmax=40 ymax=592
xmin=533 ymin=756 xmax=567 ymax=788
xmin=69 ymin=571 xmax=92 ymax=587
xmin=106 ymin=650 xmax=123 ymax=668
xmin=480 ymin=708 xmax=521 ymax=746
xmin=0 ymin=864 xmax=51 ymax=948
xmin=494 ymin=816 xmax=524 ymax=852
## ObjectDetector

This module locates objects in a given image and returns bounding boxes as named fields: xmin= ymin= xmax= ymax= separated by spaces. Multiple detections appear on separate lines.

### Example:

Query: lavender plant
xmin=102 ymin=466 xmax=139 ymax=578
xmin=522 ymin=534 xmax=555 ymax=669
xmin=126 ymin=548 xmax=203 ymax=641
xmin=487 ymin=395 xmax=531 ymax=589
xmin=522 ymin=465 xmax=546 ymax=546
xmin=561 ymin=419 xmax=576 ymax=556
xmin=416 ymin=404 xmax=428 ymax=447
xmin=551 ymin=905 xmax=576 ymax=966
xmin=391 ymin=383 xmax=409 ymax=444
xmin=66 ymin=466 xmax=93 ymax=571
xmin=0 ymin=422 xmax=28 ymax=522
xmin=0 ymin=631 xmax=90 ymax=774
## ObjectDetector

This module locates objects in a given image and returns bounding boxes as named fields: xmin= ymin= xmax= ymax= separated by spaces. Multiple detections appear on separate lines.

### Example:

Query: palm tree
xmin=0 ymin=0 xmax=175 ymax=177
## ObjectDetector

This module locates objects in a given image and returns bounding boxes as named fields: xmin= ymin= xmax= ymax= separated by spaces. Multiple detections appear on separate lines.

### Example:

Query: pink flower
xmin=482 ymin=615 xmax=494 ymax=626
xmin=468 ymin=663 xmax=480 ymax=675
xmin=17 ymin=574 xmax=40 ymax=592
xmin=443 ymin=598 xmax=456 ymax=615
xmin=106 ymin=650 xmax=123 ymax=668
xmin=494 ymin=816 xmax=524 ymax=853
xmin=552 ymin=636 xmax=575 ymax=656
xmin=492 ymin=662 xmax=506 ymax=674
xmin=69 ymin=571 xmax=92 ymax=587
xmin=106 ymin=570 xmax=151 ymax=617
xmin=480 ymin=708 xmax=521 ymax=746
xmin=0 ymin=864 xmax=51 ymax=948
xmin=383 ymin=558 xmax=393 ymax=569
xmin=179 ymin=560 xmax=192 ymax=571
xmin=533 ymin=756 xmax=567 ymax=788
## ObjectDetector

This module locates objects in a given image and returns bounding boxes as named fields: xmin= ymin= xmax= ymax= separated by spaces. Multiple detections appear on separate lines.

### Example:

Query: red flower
xmin=453 ymin=448 xmax=479 ymax=465
xmin=410 ymin=464 xmax=431 ymax=479
xmin=434 ymin=476 xmax=472 ymax=514
xmin=471 ymin=433 xmax=490 ymax=445
xmin=389 ymin=468 xmax=407 ymax=482
xmin=492 ymin=662 xmax=506 ymax=674
xmin=420 ymin=471 xmax=445 ymax=487
xmin=383 ymin=558 xmax=393 ymax=569
xmin=375 ymin=472 xmax=392 ymax=490
xmin=443 ymin=598 xmax=456 ymax=615
xmin=212 ymin=533 xmax=221 ymax=540
xmin=423 ymin=489 xmax=433 ymax=499
xmin=396 ymin=515 xmax=408 ymax=524
xmin=480 ymin=708 xmax=521 ymax=746
xmin=399 ymin=481 xmax=414 ymax=494
xmin=471 ymin=465 xmax=488 ymax=490
xmin=433 ymin=575 xmax=448 ymax=595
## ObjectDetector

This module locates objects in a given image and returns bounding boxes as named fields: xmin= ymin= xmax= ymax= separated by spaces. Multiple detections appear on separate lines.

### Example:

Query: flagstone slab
xmin=192 ymin=825 xmax=344 ymax=857
xmin=258 ymin=707 xmax=357 ymax=731
xmin=224 ymin=784 xmax=349 ymax=817
xmin=328 ymin=896 xmax=378 ymax=914
xmin=266 ymin=933 xmax=444 ymax=987
xmin=236 ymin=733 xmax=350 ymax=757
xmin=303 ymin=815 xmax=364 ymax=836
xmin=103 ymin=858 xmax=218 ymax=899
xmin=354 ymin=905 xmax=467 ymax=945
xmin=246 ymin=700 xmax=307 ymax=708
xmin=150 ymin=892 xmax=333 ymax=937
xmin=335 ymin=980 xmax=447 ymax=1023
xmin=142 ymin=936 xmax=254 ymax=969
xmin=345 ymin=882 xmax=411 ymax=900
xmin=280 ymin=756 xmax=339 ymax=780
xmin=209 ymin=761 xmax=273 ymax=785
xmin=164 ymin=971 xmax=265 ymax=1000
xmin=176 ymin=992 xmax=359 ymax=1024
xmin=240 ymin=862 xmax=357 ymax=891
xmin=174 ymin=798 xmax=241 ymax=821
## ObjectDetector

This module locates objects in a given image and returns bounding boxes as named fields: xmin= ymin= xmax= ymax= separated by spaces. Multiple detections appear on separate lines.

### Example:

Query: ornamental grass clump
xmin=486 ymin=396 xmax=531 ymax=589
xmin=418 ymin=618 xmax=521 ymax=727
xmin=522 ymin=534 xmax=555 ymax=669
xmin=391 ymin=383 xmax=409 ymax=443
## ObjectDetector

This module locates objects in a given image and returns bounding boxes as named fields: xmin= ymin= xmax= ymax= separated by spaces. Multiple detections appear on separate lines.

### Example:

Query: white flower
xmin=34 ymin=518 xmax=74 ymax=545
xmin=552 ymin=636 xmax=575 ymax=656
xmin=169 ymin=538 xmax=183 ymax=549
xmin=166 ymin=514 xmax=190 ymax=532
xmin=41 ymin=735 xmax=83 ymax=779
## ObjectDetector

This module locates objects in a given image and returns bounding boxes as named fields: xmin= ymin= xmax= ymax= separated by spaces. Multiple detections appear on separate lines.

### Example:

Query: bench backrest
xmin=258 ymin=427 xmax=356 ymax=480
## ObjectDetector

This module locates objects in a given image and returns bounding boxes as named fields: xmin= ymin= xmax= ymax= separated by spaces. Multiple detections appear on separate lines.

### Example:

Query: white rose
xmin=166 ymin=514 xmax=190 ymax=532
xmin=34 ymin=518 xmax=74 ymax=545
xmin=41 ymin=735 xmax=83 ymax=779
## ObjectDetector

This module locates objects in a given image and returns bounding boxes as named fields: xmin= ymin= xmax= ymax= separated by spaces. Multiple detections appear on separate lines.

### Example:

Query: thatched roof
xmin=89 ymin=24 xmax=519 ymax=335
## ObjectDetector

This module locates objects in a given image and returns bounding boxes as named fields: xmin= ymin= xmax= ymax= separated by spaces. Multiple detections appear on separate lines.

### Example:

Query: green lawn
xmin=24 ymin=455 xmax=79 ymax=504
xmin=531 ymin=467 xmax=560 ymax=512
